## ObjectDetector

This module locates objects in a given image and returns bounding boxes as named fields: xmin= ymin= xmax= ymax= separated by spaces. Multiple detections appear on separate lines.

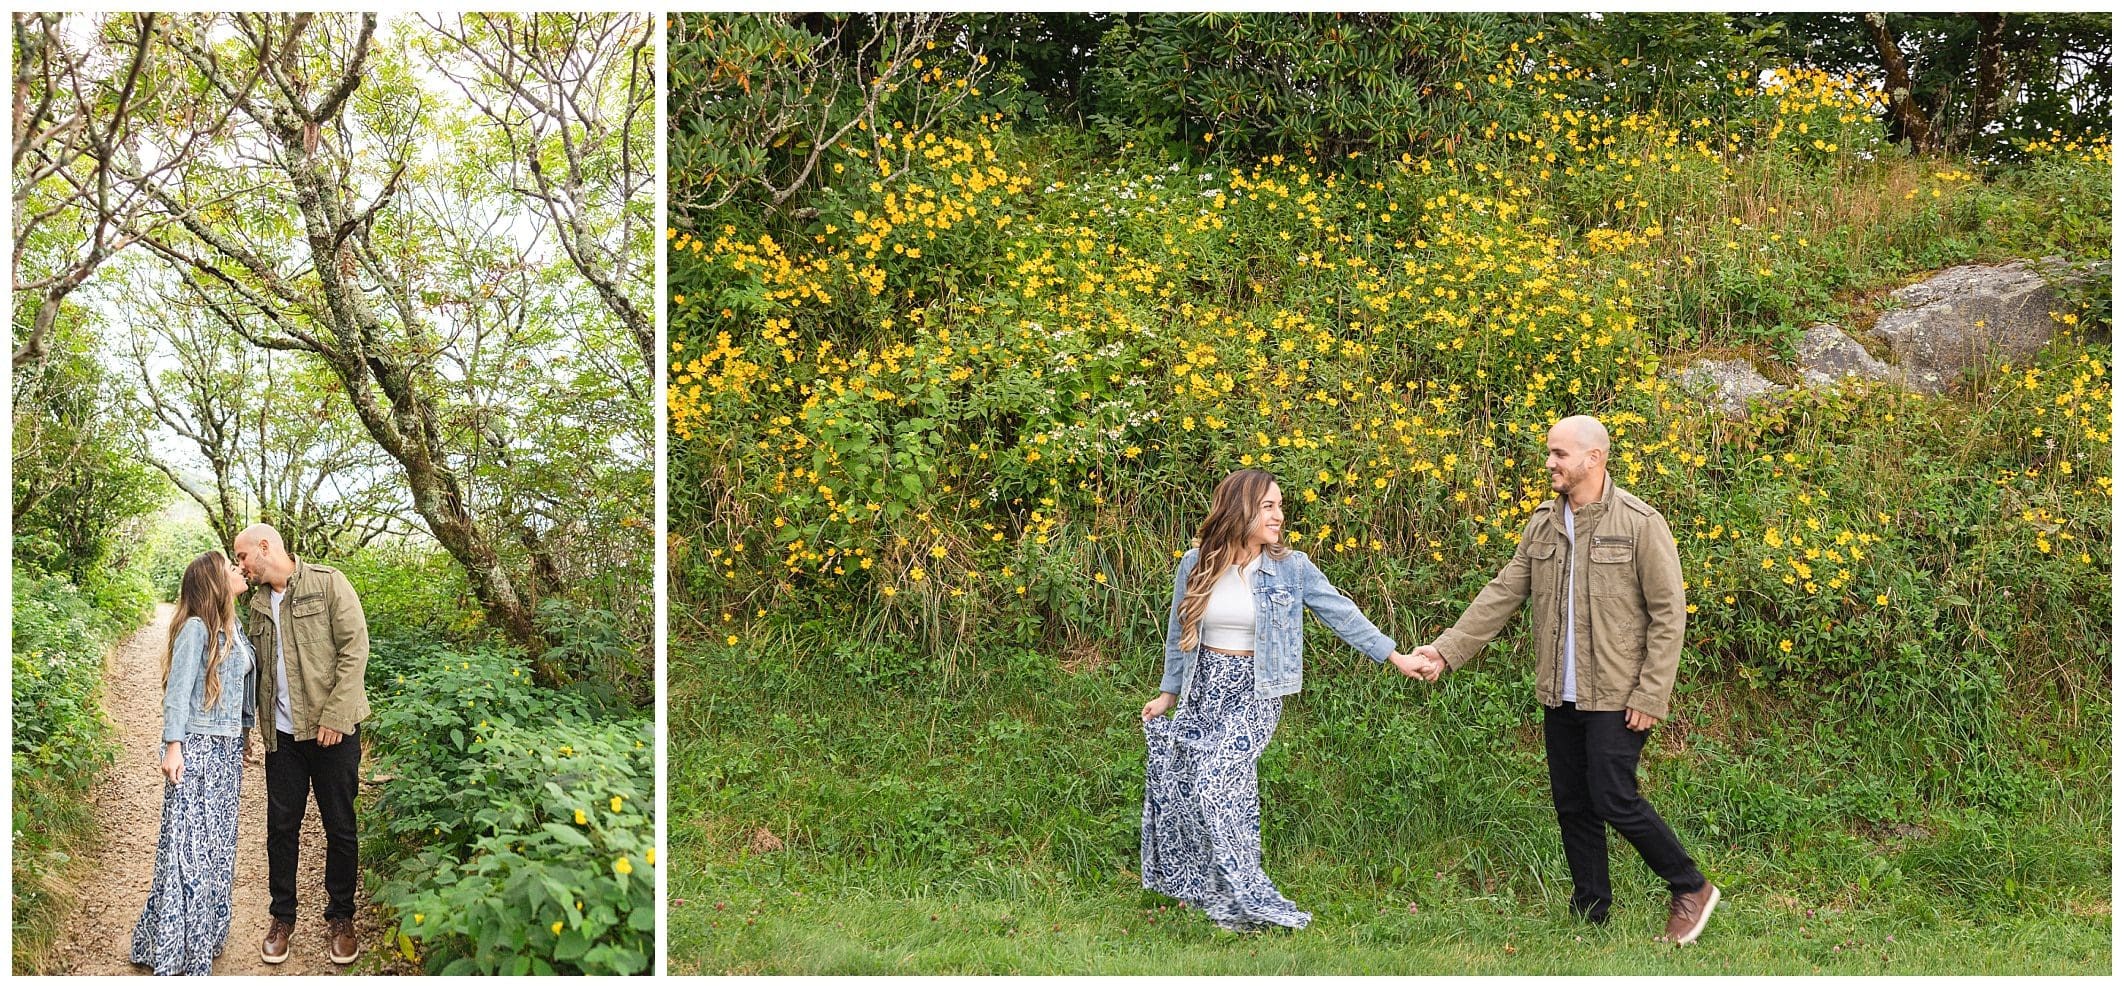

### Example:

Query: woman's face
xmin=223 ymin=557 xmax=248 ymax=600
xmin=1247 ymin=482 xmax=1284 ymax=548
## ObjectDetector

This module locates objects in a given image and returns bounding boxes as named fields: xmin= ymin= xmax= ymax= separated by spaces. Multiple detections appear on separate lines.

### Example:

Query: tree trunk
xmin=277 ymin=146 xmax=547 ymax=655
xmin=1865 ymin=13 xmax=1934 ymax=152
xmin=1963 ymin=13 xmax=2008 ymax=151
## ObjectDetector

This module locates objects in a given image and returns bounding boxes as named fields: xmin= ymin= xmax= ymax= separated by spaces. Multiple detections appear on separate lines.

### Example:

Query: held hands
xmin=1388 ymin=645 xmax=1445 ymax=682
xmin=1415 ymin=644 xmax=1444 ymax=681
xmin=1141 ymin=692 xmax=1177 ymax=721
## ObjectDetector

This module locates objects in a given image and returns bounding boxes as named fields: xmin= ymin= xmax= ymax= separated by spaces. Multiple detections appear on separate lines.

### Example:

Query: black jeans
xmin=266 ymin=728 xmax=361 ymax=922
xmin=1543 ymin=702 xmax=1704 ymax=922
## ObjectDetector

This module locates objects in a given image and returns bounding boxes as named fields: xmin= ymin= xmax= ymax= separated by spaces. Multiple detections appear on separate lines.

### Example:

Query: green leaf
xmin=541 ymin=822 xmax=594 ymax=847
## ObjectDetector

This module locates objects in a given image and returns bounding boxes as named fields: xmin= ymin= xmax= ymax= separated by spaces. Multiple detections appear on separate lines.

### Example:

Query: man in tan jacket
xmin=233 ymin=524 xmax=369 ymax=967
xmin=1412 ymin=416 xmax=1720 ymax=944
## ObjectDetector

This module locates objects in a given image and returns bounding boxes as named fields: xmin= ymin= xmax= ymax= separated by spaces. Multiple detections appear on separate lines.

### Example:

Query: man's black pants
xmin=1543 ymin=702 xmax=1704 ymax=922
xmin=266 ymin=728 xmax=360 ymax=922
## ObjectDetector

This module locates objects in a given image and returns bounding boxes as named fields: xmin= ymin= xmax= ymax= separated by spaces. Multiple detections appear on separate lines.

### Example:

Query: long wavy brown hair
xmin=1176 ymin=468 xmax=1289 ymax=652
xmin=165 ymin=551 xmax=236 ymax=709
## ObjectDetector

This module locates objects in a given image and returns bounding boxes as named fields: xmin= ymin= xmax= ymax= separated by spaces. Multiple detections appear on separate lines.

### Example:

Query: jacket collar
xmin=1254 ymin=546 xmax=1292 ymax=583
xmin=250 ymin=556 xmax=307 ymax=614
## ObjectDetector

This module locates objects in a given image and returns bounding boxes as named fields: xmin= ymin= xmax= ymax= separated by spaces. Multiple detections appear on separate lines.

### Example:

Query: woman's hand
xmin=161 ymin=742 xmax=184 ymax=785
xmin=1141 ymin=692 xmax=1177 ymax=721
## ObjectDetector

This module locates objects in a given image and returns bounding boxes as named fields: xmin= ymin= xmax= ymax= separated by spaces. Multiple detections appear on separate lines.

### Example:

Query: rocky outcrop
xmin=1795 ymin=323 xmax=1897 ymax=388
xmin=1669 ymin=258 xmax=2103 ymax=412
xmin=1869 ymin=258 xmax=2102 ymax=394
xmin=1669 ymin=358 xmax=1784 ymax=417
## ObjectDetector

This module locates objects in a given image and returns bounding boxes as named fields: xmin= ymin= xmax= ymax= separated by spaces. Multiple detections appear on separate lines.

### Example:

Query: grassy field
xmin=670 ymin=879 xmax=2108 ymax=975
xmin=667 ymin=634 xmax=2110 ymax=975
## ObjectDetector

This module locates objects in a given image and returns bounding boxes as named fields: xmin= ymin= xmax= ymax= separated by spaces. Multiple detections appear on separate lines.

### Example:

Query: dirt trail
xmin=51 ymin=602 xmax=365 ymax=975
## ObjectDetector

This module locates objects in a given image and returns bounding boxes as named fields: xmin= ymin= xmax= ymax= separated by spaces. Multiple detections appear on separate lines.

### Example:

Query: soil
xmin=49 ymin=603 xmax=377 ymax=975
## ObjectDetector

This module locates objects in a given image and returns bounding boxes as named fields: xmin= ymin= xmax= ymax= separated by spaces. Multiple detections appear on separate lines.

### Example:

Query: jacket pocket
xmin=1265 ymin=587 xmax=1298 ymax=630
xmin=1526 ymin=540 xmax=1561 ymax=597
xmin=290 ymin=593 xmax=328 ymax=642
xmin=1589 ymin=536 xmax=1636 ymax=596
xmin=1592 ymin=593 xmax=1648 ymax=659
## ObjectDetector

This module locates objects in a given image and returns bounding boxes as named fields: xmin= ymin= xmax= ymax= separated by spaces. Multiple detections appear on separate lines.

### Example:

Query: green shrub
xmin=329 ymin=542 xmax=483 ymax=650
xmin=10 ymin=569 xmax=145 ymax=972
xmin=366 ymin=643 xmax=653 ymax=975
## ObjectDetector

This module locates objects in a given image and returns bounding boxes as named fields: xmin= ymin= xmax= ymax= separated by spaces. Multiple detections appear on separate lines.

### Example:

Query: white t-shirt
xmin=1199 ymin=554 xmax=1265 ymax=652
xmin=1561 ymin=500 xmax=1578 ymax=703
xmin=270 ymin=586 xmax=294 ymax=734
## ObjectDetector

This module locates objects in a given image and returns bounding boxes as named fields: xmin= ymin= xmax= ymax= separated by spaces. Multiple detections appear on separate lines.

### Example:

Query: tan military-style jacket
xmin=247 ymin=558 xmax=371 ymax=751
xmin=1434 ymin=476 xmax=1688 ymax=720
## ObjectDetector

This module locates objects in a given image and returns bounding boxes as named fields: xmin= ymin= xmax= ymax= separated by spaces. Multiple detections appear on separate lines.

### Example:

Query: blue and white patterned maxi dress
xmin=1141 ymin=645 xmax=1312 ymax=931
xmin=131 ymin=634 xmax=252 ymax=976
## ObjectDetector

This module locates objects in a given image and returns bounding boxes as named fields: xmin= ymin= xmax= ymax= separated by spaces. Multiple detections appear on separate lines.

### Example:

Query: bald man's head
xmin=231 ymin=523 xmax=294 ymax=588
xmin=1551 ymin=415 xmax=1610 ymax=454
xmin=1546 ymin=415 xmax=1610 ymax=506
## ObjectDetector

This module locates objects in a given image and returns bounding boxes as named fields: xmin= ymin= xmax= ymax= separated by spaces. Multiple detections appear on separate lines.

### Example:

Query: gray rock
xmin=1796 ymin=323 xmax=1899 ymax=388
xmin=1871 ymin=258 xmax=2101 ymax=394
xmin=1668 ymin=358 xmax=1784 ymax=416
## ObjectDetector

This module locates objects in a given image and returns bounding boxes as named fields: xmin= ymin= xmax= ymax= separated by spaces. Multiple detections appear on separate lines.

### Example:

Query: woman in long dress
xmin=1140 ymin=468 xmax=1423 ymax=932
xmin=131 ymin=551 xmax=257 ymax=975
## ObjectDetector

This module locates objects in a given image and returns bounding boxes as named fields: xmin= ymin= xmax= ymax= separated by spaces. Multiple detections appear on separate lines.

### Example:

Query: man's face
xmin=232 ymin=539 xmax=271 ymax=584
xmin=1546 ymin=428 xmax=1600 ymax=495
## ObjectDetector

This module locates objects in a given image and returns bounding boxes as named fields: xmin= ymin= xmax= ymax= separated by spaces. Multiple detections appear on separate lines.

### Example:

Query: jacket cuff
xmin=317 ymin=711 xmax=360 ymax=736
xmin=162 ymin=725 xmax=187 ymax=744
xmin=1626 ymin=690 xmax=1670 ymax=721
xmin=1158 ymin=661 xmax=1185 ymax=695
xmin=1434 ymin=629 xmax=1483 ymax=670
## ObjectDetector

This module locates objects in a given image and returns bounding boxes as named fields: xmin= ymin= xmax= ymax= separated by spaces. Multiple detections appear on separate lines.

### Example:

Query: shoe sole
xmin=1673 ymin=885 xmax=1721 ymax=945
xmin=331 ymin=953 xmax=359 ymax=965
xmin=260 ymin=949 xmax=288 ymax=965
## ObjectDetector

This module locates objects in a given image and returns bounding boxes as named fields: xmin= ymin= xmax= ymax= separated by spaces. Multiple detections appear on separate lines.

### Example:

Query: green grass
xmin=671 ymin=875 xmax=2109 ymax=974
xmin=667 ymin=633 xmax=2111 ymax=975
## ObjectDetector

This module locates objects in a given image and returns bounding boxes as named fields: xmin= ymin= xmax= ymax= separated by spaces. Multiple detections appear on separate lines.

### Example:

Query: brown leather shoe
xmin=327 ymin=917 xmax=360 ymax=965
xmin=1662 ymin=883 xmax=1721 ymax=945
xmin=260 ymin=917 xmax=293 ymax=964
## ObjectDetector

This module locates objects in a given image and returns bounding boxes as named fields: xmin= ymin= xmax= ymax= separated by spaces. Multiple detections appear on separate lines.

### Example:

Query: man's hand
xmin=1387 ymin=651 xmax=1429 ymax=679
xmin=1625 ymin=707 xmax=1660 ymax=732
xmin=316 ymin=726 xmax=344 ymax=747
xmin=1413 ymin=644 xmax=1446 ymax=682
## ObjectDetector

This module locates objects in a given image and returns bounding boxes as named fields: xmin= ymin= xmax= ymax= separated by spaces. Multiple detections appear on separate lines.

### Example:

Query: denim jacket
xmin=164 ymin=616 xmax=258 ymax=743
xmin=1159 ymin=546 xmax=1397 ymax=700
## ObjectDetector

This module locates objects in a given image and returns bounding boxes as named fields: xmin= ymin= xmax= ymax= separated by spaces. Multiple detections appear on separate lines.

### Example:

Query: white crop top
xmin=1199 ymin=554 xmax=1265 ymax=652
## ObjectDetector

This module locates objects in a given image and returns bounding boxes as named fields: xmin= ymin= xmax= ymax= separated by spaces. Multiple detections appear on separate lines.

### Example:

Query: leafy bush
xmin=330 ymin=542 xmax=484 ymax=651
xmin=366 ymin=642 xmax=653 ymax=975
xmin=535 ymin=597 xmax=653 ymax=713
xmin=11 ymin=568 xmax=151 ymax=972
xmin=1085 ymin=13 xmax=1520 ymax=159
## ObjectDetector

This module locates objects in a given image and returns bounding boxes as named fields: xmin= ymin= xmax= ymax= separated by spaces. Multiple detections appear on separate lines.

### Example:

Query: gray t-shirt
xmin=270 ymin=587 xmax=294 ymax=734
